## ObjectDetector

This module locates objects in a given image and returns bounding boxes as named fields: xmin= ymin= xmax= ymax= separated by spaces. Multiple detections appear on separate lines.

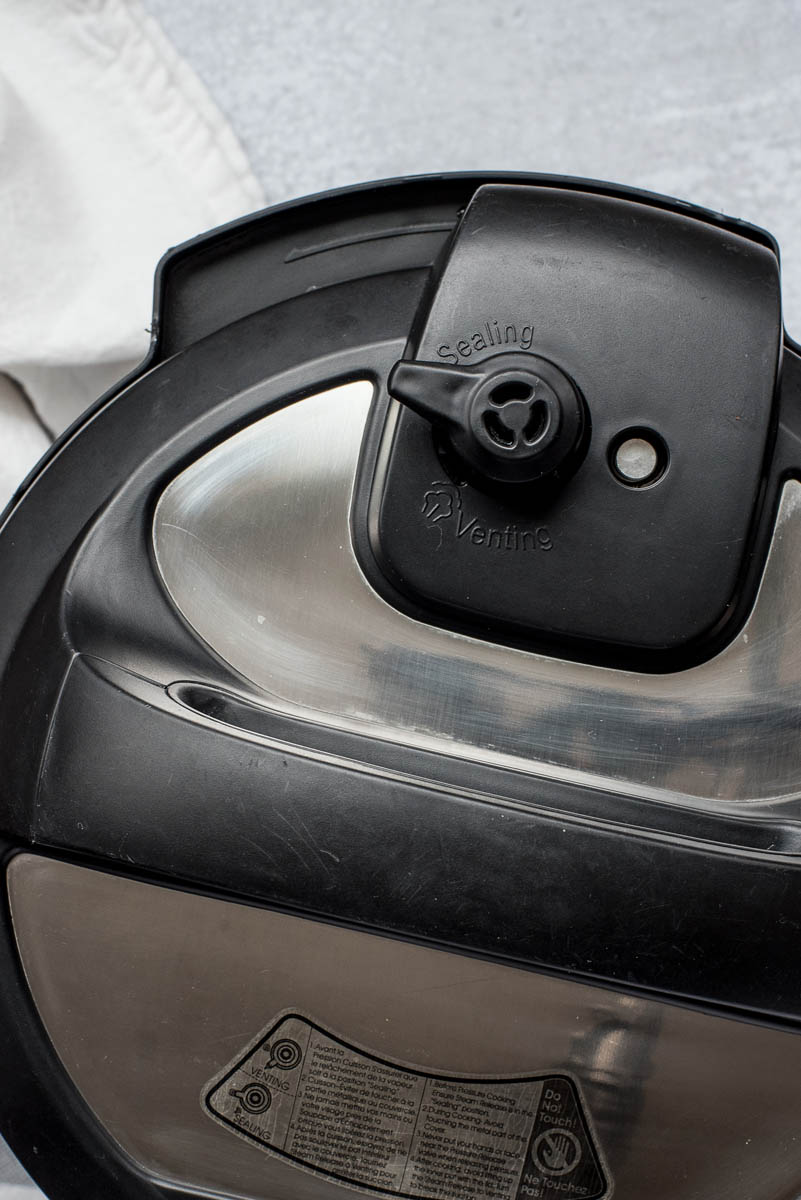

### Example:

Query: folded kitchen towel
xmin=0 ymin=375 xmax=50 ymax=515
xmin=0 ymin=0 xmax=264 ymax=510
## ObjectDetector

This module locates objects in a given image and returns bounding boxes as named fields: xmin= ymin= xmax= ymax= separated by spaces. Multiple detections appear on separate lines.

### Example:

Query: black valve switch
xmin=388 ymin=352 xmax=586 ymax=488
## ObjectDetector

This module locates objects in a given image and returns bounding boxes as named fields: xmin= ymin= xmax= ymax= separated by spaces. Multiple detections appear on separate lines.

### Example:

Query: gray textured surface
xmin=143 ymin=0 xmax=801 ymax=336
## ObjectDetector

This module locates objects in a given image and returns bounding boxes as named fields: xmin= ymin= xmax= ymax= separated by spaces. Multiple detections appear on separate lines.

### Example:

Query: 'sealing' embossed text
xmin=437 ymin=318 xmax=537 ymax=363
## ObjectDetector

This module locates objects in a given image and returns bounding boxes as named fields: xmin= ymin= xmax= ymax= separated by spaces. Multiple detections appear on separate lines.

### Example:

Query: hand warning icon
xmin=532 ymin=1128 xmax=582 ymax=1176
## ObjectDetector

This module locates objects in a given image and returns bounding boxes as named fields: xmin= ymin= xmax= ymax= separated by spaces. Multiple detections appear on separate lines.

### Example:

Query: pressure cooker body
xmin=1 ymin=174 xmax=800 ymax=1200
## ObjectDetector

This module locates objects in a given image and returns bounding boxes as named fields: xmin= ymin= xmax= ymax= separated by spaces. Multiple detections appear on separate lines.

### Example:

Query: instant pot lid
xmin=1 ymin=174 xmax=801 ymax=1200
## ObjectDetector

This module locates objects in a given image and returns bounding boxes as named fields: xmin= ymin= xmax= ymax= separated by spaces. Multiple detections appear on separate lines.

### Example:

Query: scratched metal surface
xmin=11 ymin=853 xmax=801 ymax=1200
xmin=154 ymin=382 xmax=801 ymax=812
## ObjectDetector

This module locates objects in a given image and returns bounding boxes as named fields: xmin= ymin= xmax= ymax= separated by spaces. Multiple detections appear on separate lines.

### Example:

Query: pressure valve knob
xmin=387 ymin=352 xmax=586 ymax=486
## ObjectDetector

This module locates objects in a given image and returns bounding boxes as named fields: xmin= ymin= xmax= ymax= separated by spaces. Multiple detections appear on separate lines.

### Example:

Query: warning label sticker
xmin=203 ymin=1013 xmax=609 ymax=1200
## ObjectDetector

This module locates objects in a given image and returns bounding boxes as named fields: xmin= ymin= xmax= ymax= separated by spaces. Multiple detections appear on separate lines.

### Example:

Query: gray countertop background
xmin=145 ymin=0 xmax=801 ymax=336
xmin=2 ymin=0 xmax=800 ymax=1194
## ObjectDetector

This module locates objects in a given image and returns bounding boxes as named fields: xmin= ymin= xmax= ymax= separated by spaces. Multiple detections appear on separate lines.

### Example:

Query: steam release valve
xmin=388 ymin=352 xmax=586 ymax=486
xmin=362 ymin=183 xmax=782 ymax=665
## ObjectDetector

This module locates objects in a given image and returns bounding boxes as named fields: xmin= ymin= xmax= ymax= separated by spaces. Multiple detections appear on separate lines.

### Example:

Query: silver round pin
xmin=614 ymin=436 xmax=659 ymax=482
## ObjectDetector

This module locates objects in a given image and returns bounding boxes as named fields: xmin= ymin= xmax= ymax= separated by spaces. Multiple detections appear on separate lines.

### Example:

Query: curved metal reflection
xmin=153 ymin=382 xmax=801 ymax=807
xmin=15 ymin=855 xmax=801 ymax=1200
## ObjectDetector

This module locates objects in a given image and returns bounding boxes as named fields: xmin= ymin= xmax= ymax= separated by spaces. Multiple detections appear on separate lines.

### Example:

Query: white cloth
xmin=0 ymin=375 xmax=50 ymax=512
xmin=0 ymin=0 xmax=264 ymax=509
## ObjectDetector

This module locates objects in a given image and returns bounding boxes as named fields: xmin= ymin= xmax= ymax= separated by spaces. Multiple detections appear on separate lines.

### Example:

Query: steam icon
xmin=231 ymin=1083 xmax=272 ymax=1115
xmin=265 ymin=1038 xmax=303 ymax=1071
